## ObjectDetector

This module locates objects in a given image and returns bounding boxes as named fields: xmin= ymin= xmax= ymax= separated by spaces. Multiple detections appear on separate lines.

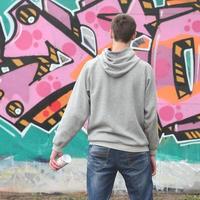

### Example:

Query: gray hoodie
xmin=53 ymin=47 xmax=159 ymax=155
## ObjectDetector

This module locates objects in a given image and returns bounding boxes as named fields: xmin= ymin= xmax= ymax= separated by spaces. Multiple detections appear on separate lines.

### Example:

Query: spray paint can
xmin=56 ymin=154 xmax=72 ymax=168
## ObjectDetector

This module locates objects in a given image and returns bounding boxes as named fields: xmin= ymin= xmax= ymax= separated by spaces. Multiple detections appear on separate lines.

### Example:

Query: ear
xmin=110 ymin=29 xmax=113 ymax=39
xmin=132 ymin=32 xmax=136 ymax=40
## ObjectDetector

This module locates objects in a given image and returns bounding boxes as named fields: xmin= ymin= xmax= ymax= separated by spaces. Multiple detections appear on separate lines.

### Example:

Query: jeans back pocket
xmin=88 ymin=145 xmax=110 ymax=171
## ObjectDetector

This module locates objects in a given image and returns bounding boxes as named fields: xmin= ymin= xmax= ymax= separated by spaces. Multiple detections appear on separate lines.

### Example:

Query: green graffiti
xmin=1 ymin=118 xmax=200 ymax=163
xmin=0 ymin=118 xmax=88 ymax=161
xmin=152 ymin=0 xmax=165 ymax=7
xmin=184 ymin=48 xmax=194 ymax=92
xmin=0 ymin=0 xmax=20 ymax=41
xmin=51 ymin=0 xmax=79 ymax=13
xmin=157 ymin=137 xmax=200 ymax=163
xmin=30 ymin=0 xmax=43 ymax=10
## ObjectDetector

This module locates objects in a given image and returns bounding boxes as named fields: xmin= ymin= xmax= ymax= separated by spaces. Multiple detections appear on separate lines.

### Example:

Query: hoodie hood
xmin=101 ymin=47 xmax=140 ymax=78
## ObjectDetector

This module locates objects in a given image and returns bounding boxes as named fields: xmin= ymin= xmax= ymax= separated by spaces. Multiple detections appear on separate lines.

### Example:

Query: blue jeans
xmin=87 ymin=145 xmax=153 ymax=200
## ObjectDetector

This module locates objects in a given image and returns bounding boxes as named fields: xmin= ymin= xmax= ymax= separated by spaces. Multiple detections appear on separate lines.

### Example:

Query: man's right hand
xmin=150 ymin=155 xmax=157 ymax=176
xmin=49 ymin=150 xmax=63 ymax=171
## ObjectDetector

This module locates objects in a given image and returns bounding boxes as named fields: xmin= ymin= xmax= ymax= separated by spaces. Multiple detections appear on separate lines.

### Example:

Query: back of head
xmin=111 ymin=14 xmax=136 ymax=43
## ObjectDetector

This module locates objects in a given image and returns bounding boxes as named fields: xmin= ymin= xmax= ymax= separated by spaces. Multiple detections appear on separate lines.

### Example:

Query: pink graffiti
xmin=36 ymin=81 xmax=52 ymax=97
xmin=152 ymin=8 xmax=200 ymax=128
xmin=1 ymin=0 xmax=199 ymax=144
xmin=0 ymin=0 xmax=89 ymax=124
xmin=15 ymin=30 xmax=33 ymax=50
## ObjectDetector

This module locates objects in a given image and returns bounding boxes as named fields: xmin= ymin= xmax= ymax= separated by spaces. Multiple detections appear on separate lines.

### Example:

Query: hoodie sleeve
xmin=52 ymin=64 xmax=90 ymax=152
xmin=144 ymin=64 xmax=159 ymax=156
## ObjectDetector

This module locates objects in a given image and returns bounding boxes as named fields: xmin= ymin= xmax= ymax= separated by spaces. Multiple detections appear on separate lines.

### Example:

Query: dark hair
xmin=111 ymin=14 xmax=136 ymax=43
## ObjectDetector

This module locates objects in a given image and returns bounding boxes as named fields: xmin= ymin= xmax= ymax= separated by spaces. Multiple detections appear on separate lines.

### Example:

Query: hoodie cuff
xmin=52 ymin=144 xmax=63 ymax=153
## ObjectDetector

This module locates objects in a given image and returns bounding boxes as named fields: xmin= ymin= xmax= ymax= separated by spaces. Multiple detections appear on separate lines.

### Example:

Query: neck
xmin=111 ymin=41 xmax=130 ymax=52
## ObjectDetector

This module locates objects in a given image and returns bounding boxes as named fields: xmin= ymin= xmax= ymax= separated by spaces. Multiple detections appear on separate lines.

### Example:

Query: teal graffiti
xmin=0 ymin=0 xmax=20 ymax=41
xmin=0 ymin=118 xmax=88 ymax=161
xmin=157 ymin=137 xmax=200 ymax=163
xmin=153 ymin=0 xmax=165 ymax=7
xmin=184 ymin=48 xmax=194 ymax=92
xmin=30 ymin=0 xmax=43 ymax=10
xmin=50 ymin=0 xmax=80 ymax=14
xmin=1 ymin=117 xmax=200 ymax=163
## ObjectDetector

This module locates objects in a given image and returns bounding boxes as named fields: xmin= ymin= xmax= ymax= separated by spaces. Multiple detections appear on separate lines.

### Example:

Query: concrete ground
xmin=0 ymin=192 xmax=199 ymax=200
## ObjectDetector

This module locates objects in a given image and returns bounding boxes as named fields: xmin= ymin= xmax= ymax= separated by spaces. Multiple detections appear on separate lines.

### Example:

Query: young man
xmin=49 ymin=14 xmax=159 ymax=200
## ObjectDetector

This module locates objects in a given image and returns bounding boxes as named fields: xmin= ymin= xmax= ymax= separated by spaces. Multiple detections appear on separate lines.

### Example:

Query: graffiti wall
xmin=0 ymin=0 xmax=199 ymax=192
